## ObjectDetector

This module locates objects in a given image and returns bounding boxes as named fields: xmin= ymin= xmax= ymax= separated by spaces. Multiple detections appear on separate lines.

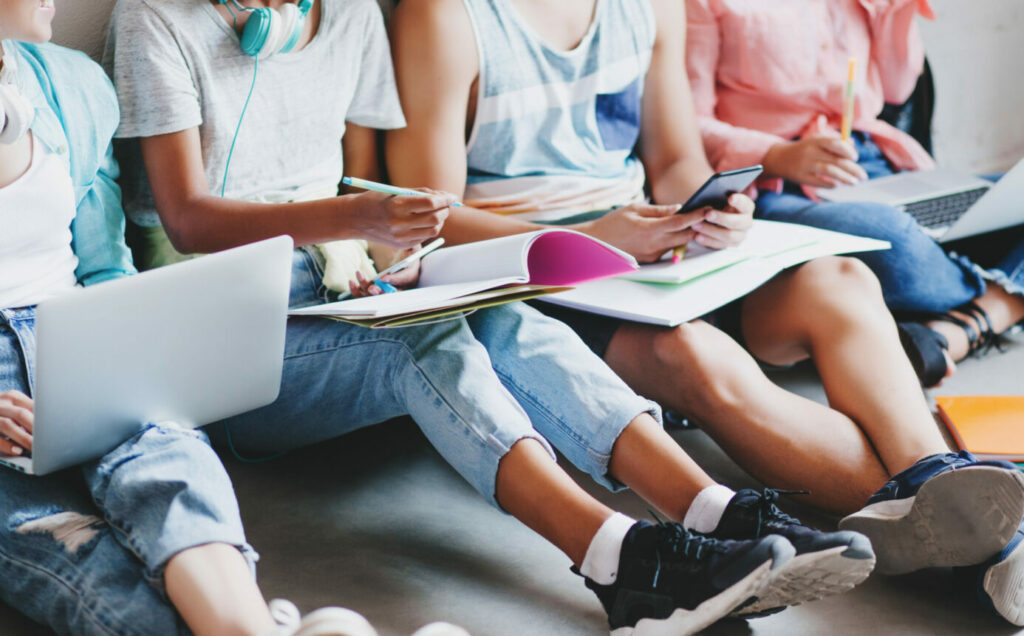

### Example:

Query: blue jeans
xmin=209 ymin=248 xmax=659 ymax=505
xmin=756 ymin=133 xmax=1024 ymax=314
xmin=0 ymin=307 xmax=255 ymax=636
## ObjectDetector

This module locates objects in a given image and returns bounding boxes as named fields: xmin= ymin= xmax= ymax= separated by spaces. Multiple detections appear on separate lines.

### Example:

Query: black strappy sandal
xmin=899 ymin=302 xmax=1006 ymax=388
xmin=897 ymin=322 xmax=950 ymax=388
xmin=931 ymin=301 xmax=1006 ymax=357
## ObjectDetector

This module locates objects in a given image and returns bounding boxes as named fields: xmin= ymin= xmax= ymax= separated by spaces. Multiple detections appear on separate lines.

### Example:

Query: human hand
xmin=763 ymin=135 xmax=868 ymax=188
xmin=579 ymin=203 xmax=707 ymax=263
xmin=691 ymin=193 xmax=755 ymax=249
xmin=0 ymin=390 xmax=33 ymax=457
xmin=343 ymin=188 xmax=456 ymax=250
xmin=348 ymin=247 xmax=422 ymax=298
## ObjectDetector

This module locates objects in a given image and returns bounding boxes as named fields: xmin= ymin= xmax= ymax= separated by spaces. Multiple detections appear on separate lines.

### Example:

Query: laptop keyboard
xmin=903 ymin=187 xmax=989 ymax=229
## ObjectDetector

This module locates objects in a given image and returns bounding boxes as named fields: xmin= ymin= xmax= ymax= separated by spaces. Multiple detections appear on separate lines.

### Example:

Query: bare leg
xmin=606 ymin=413 xmax=716 ymax=520
xmin=495 ymin=439 xmax=615 ymax=566
xmin=165 ymin=543 xmax=274 ymax=636
xmin=927 ymin=283 xmax=1024 ymax=360
xmin=605 ymin=307 xmax=888 ymax=515
xmin=742 ymin=257 xmax=949 ymax=477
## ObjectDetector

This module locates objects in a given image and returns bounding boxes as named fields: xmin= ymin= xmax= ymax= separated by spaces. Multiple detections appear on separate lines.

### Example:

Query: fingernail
xmin=693 ymin=222 xmax=704 ymax=230
xmin=10 ymin=446 xmax=21 ymax=455
xmin=707 ymin=211 xmax=718 ymax=222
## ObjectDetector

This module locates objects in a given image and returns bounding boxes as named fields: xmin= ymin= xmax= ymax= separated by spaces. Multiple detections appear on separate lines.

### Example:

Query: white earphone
xmin=0 ymin=48 xmax=34 ymax=145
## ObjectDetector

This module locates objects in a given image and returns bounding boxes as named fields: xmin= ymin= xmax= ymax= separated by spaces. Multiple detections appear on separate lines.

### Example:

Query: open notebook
xmin=290 ymin=229 xmax=638 ymax=327
xmin=936 ymin=396 xmax=1024 ymax=462
xmin=540 ymin=221 xmax=891 ymax=327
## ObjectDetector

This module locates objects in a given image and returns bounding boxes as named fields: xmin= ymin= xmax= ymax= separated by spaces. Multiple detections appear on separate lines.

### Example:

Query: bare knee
xmin=788 ymin=257 xmax=887 ymax=321
xmin=651 ymin=321 xmax=759 ymax=413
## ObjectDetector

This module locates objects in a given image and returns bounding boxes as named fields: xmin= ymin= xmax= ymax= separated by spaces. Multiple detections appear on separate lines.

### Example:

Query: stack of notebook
xmin=935 ymin=396 xmax=1024 ymax=466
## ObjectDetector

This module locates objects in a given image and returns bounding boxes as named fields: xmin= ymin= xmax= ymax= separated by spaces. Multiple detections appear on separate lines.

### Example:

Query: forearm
xmin=648 ymin=156 xmax=716 ymax=206
xmin=438 ymin=205 xmax=542 ymax=246
xmin=159 ymin=194 xmax=361 ymax=254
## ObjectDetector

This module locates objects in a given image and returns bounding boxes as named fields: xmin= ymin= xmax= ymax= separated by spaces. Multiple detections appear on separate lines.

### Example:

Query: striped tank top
xmin=461 ymin=0 xmax=655 ymax=222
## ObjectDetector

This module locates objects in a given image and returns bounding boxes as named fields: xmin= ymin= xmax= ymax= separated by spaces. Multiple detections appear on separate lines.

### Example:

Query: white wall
xmin=51 ymin=0 xmax=1024 ymax=174
xmin=52 ymin=0 xmax=114 ymax=61
xmin=920 ymin=0 xmax=1024 ymax=173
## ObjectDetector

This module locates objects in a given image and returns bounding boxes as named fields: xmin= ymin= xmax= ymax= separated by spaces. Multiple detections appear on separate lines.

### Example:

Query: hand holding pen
xmin=343 ymin=238 xmax=446 ymax=300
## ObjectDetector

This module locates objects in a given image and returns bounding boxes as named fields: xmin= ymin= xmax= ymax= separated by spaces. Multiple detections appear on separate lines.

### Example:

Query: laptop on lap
xmin=818 ymin=158 xmax=1024 ymax=243
xmin=0 ymin=236 xmax=293 ymax=476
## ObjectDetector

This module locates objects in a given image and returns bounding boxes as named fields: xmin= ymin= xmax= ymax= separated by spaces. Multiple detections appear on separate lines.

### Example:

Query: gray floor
xmin=3 ymin=333 xmax=1023 ymax=635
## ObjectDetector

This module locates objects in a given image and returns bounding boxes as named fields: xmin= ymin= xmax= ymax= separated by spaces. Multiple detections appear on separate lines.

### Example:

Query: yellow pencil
xmin=841 ymin=57 xmax=857 ymax=142
xmin=672 ymin=245 xmax=687 ymax=264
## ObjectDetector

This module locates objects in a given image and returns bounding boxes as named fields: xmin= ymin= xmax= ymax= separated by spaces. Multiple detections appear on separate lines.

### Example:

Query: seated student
xmin=385 ymin=0 xmax=1024 ymax=619
xmin=684 ymin=0 xmax=1024 ymax=387
xmin=105 ymin=0 xmax=881 ymax=632
xmin=0 ymin=4 xmax=407 ymax=635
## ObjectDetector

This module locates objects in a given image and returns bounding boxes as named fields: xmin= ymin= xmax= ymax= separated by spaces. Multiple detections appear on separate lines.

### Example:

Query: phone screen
xmin=679 ymin=165 xmax=763 ymax=213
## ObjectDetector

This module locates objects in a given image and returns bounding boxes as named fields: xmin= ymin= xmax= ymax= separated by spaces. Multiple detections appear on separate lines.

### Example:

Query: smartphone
xmin=678 ymin=165 xmax=763 ymax=213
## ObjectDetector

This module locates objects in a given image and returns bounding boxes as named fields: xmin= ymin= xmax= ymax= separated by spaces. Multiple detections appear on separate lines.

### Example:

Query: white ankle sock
xmin=579 ymin=512 xmax=636 ymax=585
xmin=683 ymin=484 xmax=737 ymax=534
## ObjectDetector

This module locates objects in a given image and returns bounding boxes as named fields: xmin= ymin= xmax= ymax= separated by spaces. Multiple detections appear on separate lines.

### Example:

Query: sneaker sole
xmin=610 ymin=559 xmax=774 ymax=636
xmin=735 ymin=546 xmax=876 ymax=615
xmin=984 ymin=538 xmax=1024 ymax=626
xmin=839 ymin=467 xmax=1024 ymax=575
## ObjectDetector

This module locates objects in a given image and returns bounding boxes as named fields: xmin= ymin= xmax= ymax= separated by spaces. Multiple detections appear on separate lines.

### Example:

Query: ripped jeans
xmin=0 ymin=306 xmax=255 ymax=636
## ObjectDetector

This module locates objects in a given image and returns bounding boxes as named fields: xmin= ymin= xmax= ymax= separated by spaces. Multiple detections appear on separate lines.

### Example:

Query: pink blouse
xmin=685 ymin=0 xmax=937 ymax=193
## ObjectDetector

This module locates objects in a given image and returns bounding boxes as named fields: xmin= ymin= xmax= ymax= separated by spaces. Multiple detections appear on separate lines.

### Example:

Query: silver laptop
xmin=0 ymin=235 xmax=293 ymax=476
xmin=818 ymin=157 xmax=1024 ymax=243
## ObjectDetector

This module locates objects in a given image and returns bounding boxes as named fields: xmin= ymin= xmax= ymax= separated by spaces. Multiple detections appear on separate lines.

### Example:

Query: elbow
xmin=156 ymin=199 xmax=206 ymax=255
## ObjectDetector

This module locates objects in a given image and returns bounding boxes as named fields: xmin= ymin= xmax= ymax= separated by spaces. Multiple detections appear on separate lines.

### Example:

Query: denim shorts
xmin=529 ymin=299 xmax=747 ymax=358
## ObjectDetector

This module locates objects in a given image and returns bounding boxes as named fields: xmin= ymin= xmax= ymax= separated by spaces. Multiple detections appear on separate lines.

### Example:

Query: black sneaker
xmin=708 ymin=489 xmax=875 ymax=616
xmin=579 ymin=519 xmax=794 ymax=635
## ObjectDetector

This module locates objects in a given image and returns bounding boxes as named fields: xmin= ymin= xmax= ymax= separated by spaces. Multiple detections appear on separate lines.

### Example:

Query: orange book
xmin=936 ymin=396 xmax=1024 ymax=461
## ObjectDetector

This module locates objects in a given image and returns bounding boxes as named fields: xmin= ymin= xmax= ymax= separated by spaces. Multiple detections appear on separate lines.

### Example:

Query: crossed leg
xmin=604 ymin=257 xmax=949 ymax=515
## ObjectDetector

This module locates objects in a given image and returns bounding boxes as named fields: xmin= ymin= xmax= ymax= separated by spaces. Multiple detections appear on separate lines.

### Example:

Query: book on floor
xmin=936 ymin=395 xmax=1024 ymax=462
xmin=289 ymin=229 xmax=638 ymax=327
xmin=538 ymin=220 xmax=891 ymax=327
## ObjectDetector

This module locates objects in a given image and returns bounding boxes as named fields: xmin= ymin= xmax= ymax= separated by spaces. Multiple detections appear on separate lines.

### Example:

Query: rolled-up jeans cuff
xmin=586 ymin=398 xmax=663 ymax=493
xmin=480 ymin=429 xmax=557 ymax=512
xmin=85 ymin=422 xmax=254 ymax=592
xmin=949 ymin=251 xmax=1024 ymax=299
xmin=143 ymin=540 xmax=260 ymax=593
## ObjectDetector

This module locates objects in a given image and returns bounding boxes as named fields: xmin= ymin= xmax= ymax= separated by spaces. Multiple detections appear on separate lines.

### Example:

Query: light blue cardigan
xmin=7 ymin=40 xmax=136 ymax=286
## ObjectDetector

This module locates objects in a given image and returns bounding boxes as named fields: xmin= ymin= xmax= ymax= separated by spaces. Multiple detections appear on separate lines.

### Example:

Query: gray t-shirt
xmin=105 ymin=0 xmax=406 ymax=227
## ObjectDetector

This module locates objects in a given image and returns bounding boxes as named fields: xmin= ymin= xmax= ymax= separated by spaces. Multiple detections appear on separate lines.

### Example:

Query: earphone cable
xmin=221 ymin=56 xmax=259 ymax=197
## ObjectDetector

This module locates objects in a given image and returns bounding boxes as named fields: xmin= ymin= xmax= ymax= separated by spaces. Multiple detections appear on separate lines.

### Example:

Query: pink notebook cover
xmin=526 ymin=231 xmax=637 ymax=286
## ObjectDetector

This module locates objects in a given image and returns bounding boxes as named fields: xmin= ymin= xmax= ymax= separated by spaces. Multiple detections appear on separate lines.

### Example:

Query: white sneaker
xmin=409 ymin=623 xmax=471 ymax=636
xmin=265 ymin=599 xmax=379 ymax=636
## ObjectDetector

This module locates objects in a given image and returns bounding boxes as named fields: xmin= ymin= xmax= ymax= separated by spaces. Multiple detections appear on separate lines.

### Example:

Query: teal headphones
xmin=218 ymin=0 xmax=315 ymax=59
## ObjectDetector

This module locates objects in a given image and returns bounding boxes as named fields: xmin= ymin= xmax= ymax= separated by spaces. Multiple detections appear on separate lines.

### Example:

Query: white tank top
xmin=0 ymin=133 xmax=79 ymax=308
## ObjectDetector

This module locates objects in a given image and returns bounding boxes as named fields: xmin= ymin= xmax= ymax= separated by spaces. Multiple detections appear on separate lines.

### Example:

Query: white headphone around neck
xmin=0 ymin=50 xmax=34 ymax=145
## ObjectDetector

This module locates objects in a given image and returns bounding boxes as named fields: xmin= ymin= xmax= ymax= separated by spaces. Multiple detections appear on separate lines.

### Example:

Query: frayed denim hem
xmin=949 ymin=251 xmax=1024 ymax=299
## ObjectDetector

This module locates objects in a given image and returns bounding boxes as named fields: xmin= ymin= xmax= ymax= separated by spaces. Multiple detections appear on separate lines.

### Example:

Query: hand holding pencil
xmin=341 ymin=176 xmax=459 ymax=250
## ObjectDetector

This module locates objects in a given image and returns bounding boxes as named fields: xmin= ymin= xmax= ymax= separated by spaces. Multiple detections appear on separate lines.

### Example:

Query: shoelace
xmin=753 ymin=488 xmax=810 ymax=538
xmin=649 ymin=511 xmax=728 ymax=587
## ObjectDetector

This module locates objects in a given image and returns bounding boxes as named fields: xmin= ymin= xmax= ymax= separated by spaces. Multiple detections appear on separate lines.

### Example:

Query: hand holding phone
xmin=681 ymin=165 xmax=762 ymax=250
xmin=678 ymin=165 xmax=763 ymax=213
